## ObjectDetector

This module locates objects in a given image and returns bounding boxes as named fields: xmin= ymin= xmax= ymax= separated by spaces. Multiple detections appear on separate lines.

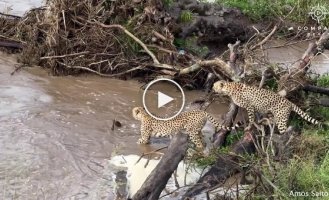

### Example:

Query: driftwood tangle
xmin=182 ymin=27 xmax=329 ymax=199
xmin=182 ymin=35 xmax=257 ymax=199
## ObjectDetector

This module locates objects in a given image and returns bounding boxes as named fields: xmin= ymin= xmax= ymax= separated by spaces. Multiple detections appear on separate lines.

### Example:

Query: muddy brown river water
xmin=0 ymin=52 xmax=231 ymax=199
xmin=0 ymin=42 xmax=328 ymax=200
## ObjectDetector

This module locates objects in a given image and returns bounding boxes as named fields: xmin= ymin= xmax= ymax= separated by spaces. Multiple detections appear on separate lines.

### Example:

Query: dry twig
xmin=250 ymin=25 xmax=278 ymax=51
xmin=90 ymin=20 xmax=161 ymax=65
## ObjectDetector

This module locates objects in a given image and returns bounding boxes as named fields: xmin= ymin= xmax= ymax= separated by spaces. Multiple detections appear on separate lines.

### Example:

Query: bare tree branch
xmin=250 ymin=25 xmax=278 ymax=51
xmin=278 ymin=29 xmax=329 ymax=96
xmin=91 ymin=20 xmax=161 ymax=65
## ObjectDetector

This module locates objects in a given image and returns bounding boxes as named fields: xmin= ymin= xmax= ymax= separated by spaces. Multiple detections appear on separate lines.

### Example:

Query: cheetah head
xmin=212 ymin=81 xmax=229 ymax=94
xmin=132 ymin=107 xmax=146 ymax=120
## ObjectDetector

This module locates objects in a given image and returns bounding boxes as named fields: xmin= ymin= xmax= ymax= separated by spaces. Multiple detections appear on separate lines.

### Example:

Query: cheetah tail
xmin=206 ymin=113 xmax=241 ymax=131
xmin=291 ymin=104 xmax=319 ymax=125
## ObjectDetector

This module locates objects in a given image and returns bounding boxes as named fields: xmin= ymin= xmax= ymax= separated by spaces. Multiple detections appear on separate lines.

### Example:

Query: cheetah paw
xmin=137 ymin=139 xmax=148 ymax=144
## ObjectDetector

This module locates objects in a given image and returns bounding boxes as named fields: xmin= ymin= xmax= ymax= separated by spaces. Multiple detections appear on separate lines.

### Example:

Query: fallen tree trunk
xmin=303 ymin=84 xmax=329 ymax=96
xmin=212 ymin=102 xmax=239 ymax=147
xmin=131 ymin=132 xmax=189 ymax=200
xmin=212 ymin=40 xmax=241 ymax=147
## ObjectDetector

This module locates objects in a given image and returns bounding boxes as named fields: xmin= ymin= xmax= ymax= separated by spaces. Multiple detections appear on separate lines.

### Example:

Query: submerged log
xmin=131 ymin=132 xmax=188 ymax=200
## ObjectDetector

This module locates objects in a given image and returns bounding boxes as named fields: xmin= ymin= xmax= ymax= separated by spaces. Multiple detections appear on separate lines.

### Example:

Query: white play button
xmin=142 ymin=78 xmax=185 ymax=120
xmin=157 ymin=91 xmax=174 ymax=108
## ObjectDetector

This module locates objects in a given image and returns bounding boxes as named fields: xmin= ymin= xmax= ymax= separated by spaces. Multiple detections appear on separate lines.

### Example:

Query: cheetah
xmin=132 ymin=107 xmax=239 ymax=150
xmin=212 ymin=80 xmax=319 ymax=133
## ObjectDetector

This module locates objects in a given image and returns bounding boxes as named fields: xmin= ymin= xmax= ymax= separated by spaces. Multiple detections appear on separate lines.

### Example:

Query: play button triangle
xmin=157 ymin=91 xmax=174 ymax=108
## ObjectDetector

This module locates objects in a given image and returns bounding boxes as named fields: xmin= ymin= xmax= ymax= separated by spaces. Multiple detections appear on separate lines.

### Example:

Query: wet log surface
xmin=212 ymin=102 xmax=239 ymax=147
xmin=182 ymin=128 xmax=256 ymax=198
xmin=212 ymin=40 xmax=241 ymax=148
xmin=131 ymin=132 xmax=188 ymax=200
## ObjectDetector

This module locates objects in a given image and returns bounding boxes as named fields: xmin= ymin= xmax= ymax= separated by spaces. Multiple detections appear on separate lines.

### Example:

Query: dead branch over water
xmin=278 ymin=29 xmax=329 ymax=97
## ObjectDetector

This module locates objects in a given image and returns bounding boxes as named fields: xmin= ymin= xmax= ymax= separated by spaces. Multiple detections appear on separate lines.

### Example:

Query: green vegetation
xmin=307 ymin=74 xmax=329 ymax=134
xmin=265 ymin=78 xmax=279 ymax=91
xmin=225 ymin=130 xmax=244 ymax=146
xmin=216 ymin=0 xmax=329 ymax=26
xmin=259 ymin=133 xmax=329 ymax=199
xmin=289 ymin=73 xmax=329 ymax=133
xmin=163 ymin=0 xmax=174 ymax=7
xmin=174 ymin=37 xmax=210 ymax=57
xmin=248 ymin=89 xmax=329 ymax=199
xmin=195 ymin=74 xmax=329 ymax=198
xmin=195 ymin=131 xmax=243 ymax=167
xmin=194 ymin=146 xmax=231 ymax=167
xmin=194 ymin=152 xmax=218 ymax=167
xmin=180 ymin=10 xmax=194 ymax=23
xmin=317 ymin=73 xmax=329 ymax=87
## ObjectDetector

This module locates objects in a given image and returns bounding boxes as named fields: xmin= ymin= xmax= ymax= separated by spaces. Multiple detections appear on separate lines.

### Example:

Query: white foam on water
xmin=109 ymin=154 xmax=204 ymax=198
xmin=0 ymin=0 xmax=44 ymax=16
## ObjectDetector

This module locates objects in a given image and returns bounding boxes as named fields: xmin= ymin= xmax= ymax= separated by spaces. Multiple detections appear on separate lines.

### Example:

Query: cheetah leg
xmin=273 ymin=109 xmax=290 ymax=134
xmin=137 ymin=126 xmax=151 ymax=144
xmin=188 ymin=131 xmax=205 ymax=151
xmin=246 ymin=106 xmax=255 ymax=124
